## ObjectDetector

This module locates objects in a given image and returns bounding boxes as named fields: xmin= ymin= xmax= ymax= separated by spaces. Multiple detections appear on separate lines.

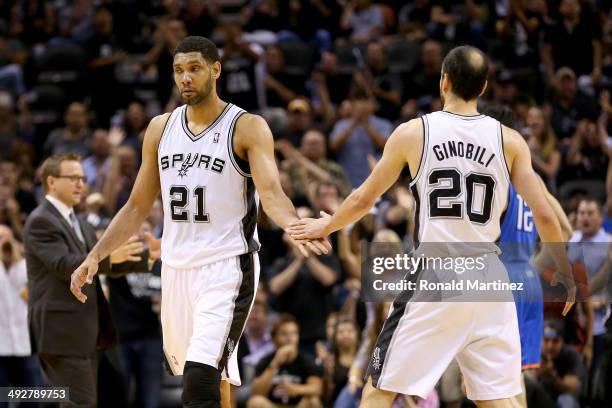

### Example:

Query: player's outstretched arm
xmin=235 ymin=113 xmax=330 ymax=256
xmin=503 ymin=125 xmax=576 ymax=315
xmin=289 ymin=119 xmax=420 ymax=240
xmin=70 ymin=113 xmax=169 ymax=302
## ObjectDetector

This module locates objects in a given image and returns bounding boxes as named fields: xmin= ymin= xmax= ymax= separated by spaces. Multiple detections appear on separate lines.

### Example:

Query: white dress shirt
xmin=45 ymin=194 xmax=74 ymax=224
xmin=0 ymin=259 xmax=31 ymax=356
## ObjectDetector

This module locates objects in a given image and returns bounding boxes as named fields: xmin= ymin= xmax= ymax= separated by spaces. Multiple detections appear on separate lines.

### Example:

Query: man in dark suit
xmin=24 ymin=153 xmax=153 ymax=408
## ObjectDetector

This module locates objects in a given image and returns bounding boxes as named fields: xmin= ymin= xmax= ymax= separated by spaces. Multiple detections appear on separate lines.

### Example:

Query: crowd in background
xmin=1 ymin=0 xmax=612 ymax=407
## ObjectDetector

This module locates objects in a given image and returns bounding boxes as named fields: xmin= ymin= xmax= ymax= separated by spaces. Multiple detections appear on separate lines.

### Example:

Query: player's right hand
xmin=70 ymin=254 xmax=99 ymax=303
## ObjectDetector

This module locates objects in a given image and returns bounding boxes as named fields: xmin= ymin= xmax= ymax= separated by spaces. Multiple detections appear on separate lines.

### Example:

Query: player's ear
xmin=479 ymin=80 xmax=488 ymax=97
xmin=441 ymin=74 xmax=451 ymax=93
xmin=211 ymin=61 xmax=222 ymax=80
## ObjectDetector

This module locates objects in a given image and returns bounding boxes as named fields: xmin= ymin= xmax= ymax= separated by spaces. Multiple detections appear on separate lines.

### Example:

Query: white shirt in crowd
xmin=0 ymin=258 xmax=31 ymax=356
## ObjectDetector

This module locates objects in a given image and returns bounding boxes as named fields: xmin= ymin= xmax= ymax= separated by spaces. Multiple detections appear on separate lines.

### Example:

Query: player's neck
xmin=185 ymin=94 xmax=228 ymax=125
xmin=442 ymin=97 xmax=480 ymax=116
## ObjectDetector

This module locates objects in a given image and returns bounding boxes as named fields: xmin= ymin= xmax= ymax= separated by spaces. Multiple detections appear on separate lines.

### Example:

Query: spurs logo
xmin=226 ymin=338 xmax=235 ymax=356
xmin=372 ymin=347 xmax=381 ymax=371
xmin=178 ymin=153 xmax=199 ymax=177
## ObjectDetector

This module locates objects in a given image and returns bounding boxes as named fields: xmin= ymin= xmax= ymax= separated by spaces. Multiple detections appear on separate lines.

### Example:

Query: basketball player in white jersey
xmin=289 ymin=46 xmax=576 ymax=407
xmin=69 ymin=36 xmax=330 ymax=408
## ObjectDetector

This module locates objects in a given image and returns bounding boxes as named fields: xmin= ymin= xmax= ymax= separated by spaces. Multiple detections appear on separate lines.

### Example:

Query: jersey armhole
xmin=408 ymin=115 xmax=429 ymax=187
xmin=497 ymin=121 xmax=511 ymax=185
xmin=156 ymin=112 xmax=173 ymax=156
xmin=228 ymin=111 xmax=251 ymax=177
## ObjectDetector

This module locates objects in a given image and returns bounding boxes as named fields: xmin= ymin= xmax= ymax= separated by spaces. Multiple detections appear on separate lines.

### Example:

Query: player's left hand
xmin=288 ymin=211 xmax=332 ymax=240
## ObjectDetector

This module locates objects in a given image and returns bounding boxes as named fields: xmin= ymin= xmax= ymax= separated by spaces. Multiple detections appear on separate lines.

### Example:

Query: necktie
xmin=69 ymin=212 xmax=85 ymax=244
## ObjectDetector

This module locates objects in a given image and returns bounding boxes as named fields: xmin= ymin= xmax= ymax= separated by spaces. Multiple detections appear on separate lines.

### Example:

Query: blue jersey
xmin=499 ymin=185 xmax=538 ymax=263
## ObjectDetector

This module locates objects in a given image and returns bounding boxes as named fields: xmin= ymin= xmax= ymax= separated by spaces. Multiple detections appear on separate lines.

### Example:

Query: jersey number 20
xmin=428 ymin=169 xmax=495 ymax=224
xmin=169 ymin=185 xmax=210 ymax=222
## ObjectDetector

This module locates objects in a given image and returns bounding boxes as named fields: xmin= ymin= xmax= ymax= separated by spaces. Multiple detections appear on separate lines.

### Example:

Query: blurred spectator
xmin=277 ymin=129 xmax=351 ymax=200
xmin=116 ymin=99 xmax=149 ymax=162
xmin=108 ymin=220 xmax=162 ymax=408
xmin=181 ymin=0 xmax=220 ymax=38
xmin=525 ymin=106 xmax=561 ymax=188
xmin=0 ymin=225 xmax=42 ymax=393
xmin=82 ymin=128 xmax=111 ymax=192
xmin=542 ymin=0 xmax=602 ymax=84
xmin=242 ymin=0 xmax=285 ymax=33
xmin=103 ymin=145 xmax=138 ymax=214
xmin=267 ymin=233 xmax=341 ymax=355
xmin=83 ymin=192 xmax=109 ymax=233
xmin=563 ymin=119 xmax=609 ymax=184
xmin=140 ymin=17 xmax=187 ymax=108
xmin=0 ymin=183 xmax=24 ymax=239
xmin=263 ymin=45 xmax=307 ymax=108
xmin=218 ymin=22 xmax=263 ymax=112
xmin=324 ymin=317 xmax=359 ymax=404
xmin=568 ymin=198 xmax=612 ymax=381
xmin=249 ymin=314 xmax=324 ymax=408
xmin=277 ymin=98 xmax=318 ymax=147
xmin=352 ymin=41 xmax=402 ymax=121
xmin=330 ymin=91 xmax=392 ymax=187
xmin=84 ymin=5 xmax=129 ymax=127
xmin=403 ymin=40 xmax=443 ymax=114
xmin=311 ymin=51 xmax=352 ymax=108
xmin=376 ymin=184 xmax=414 ymax=240
xmin=426 ymin=0 xmax=486 ymax=47
xmin=336 ymin=301 xmax=391 ymax=408
xmin=55 ymin=0 xmax=94 ymax=43
xmin=11 ymin=0 xmax=56 ymax=46
xmin=340 ymin=0 xmax=384 ymax=43
xmin=0 ymin=159 xmax=36 ymax=213
xmin=43 ymin=101 xmax=91 ymax=159
xmin=237 ymin=296 xmax=275 ymax=407
xmin=398 ymin=0 xmax=431 ymax=40
xmin=0 ymin=91 xmax=33 ymax=160
xmin=537 ymin=319 xmax=586 ymax=408
xmin=0 ymin=27 xmax=27 ymax=95
xmin=550 ymin=67 xmax=598 ymax=141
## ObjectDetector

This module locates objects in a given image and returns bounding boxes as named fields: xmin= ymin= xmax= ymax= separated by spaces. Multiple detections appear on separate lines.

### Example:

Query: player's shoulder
xmin=149 ymin=112 xmax=172 ymax=133
xmin=391 ymin=117 xmax=423 ymax=143
xmin=500 ymin=123 xmax=528 ymax=154
xmin=234 ymin=112 xmax=272 ymax=145
xmin=235 ymin=112 xmax=268 ymax=131
xmin=142 ymin=112 xmax=172 ymax=152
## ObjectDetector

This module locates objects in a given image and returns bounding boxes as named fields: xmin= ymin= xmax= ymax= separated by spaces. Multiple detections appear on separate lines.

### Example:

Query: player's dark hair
xmin=271 ymin=314 xmax=298 ymax=338
xmin=442 ymin=46 xmax=489 ymax=101
xmin=173 ymin=36 xmax=220 ymax=64
xmin=40 ymin=153 xmax=82 ymax=193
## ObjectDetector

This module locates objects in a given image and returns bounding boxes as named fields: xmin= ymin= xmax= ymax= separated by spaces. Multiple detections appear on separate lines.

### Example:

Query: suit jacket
xmin=24 ymin=199 xmax=149 ymax=357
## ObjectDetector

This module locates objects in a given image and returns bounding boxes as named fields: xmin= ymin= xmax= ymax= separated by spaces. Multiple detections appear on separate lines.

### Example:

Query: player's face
xmin=173 ymin=52 xmax=220 ymax=106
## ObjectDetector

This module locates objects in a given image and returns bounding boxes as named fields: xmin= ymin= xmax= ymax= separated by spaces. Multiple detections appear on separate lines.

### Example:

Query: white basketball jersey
xmin=158 ymin=103 xmax=260 ymax=269
xmin=410 ymin=111 xmax=509 ymax=245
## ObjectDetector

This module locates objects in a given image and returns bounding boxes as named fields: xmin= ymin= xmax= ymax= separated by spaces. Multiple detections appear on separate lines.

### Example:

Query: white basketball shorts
xmin=368 ymin=255 xmax=522 ymax=401
xmin=161 ymin=252 xmax=260 ymax=386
